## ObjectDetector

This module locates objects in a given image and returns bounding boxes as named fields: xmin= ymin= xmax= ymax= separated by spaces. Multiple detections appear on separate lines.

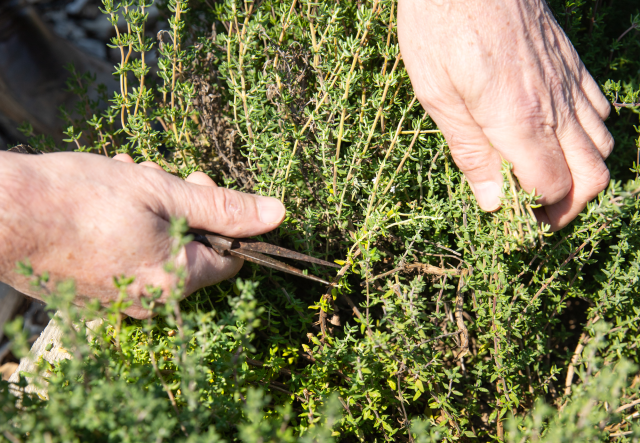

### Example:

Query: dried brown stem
xmin=564 ymin=315 xmax=601 ymax=397
xmin=615 ymin=398 xmax=640 ymax=414
xmin=365 ymin=262 xmax=461 ymax=287
xmin=454 ymin=274 xmax=469 ymax=359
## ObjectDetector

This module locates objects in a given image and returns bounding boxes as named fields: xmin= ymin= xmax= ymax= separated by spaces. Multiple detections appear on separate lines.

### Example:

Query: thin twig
xmin=613 ymin=102 xmax=640 ymax=108
xmin=396 ymin=372 xmax=414 ymax=443
xmin=610 ymin=431 xmax=633 ymax=437
xmin=454 ymin=273 xmax=469 ymax=358
xmin=616 ymin=398 xmax=640 ymax=413
xmin=521 ymin=222 xmax=610 ymax=318
xmin=342 ymin=292 xmax=374 ymax=340
xmin=149 ymin=350 xmax=189 ymax=437
xmin=246 ymin=357 xmax=298 ymax=377
xmin=364 ymin=262 xmax=461 ymax=285
xmin=414 ymin=331 xmax=462 ymax=347
xmin=399 ymin=130 xmax=441 ymax=134
xmin=564 ymin=315 xmax=601 ymax=397
xmin=2 ymin=431 xmax=20 ymax=443
xmin=266 ymin=382 xmax=307 ymax=403
xmin=319 ymin=250 xmax=362 ymax=342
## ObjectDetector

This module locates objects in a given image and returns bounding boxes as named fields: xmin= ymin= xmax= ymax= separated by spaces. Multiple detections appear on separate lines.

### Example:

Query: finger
xmin=541 ymin=122 xmax=610 ymax=230
xmin=139 ymin=161 xmax=164 ymax=171
xmin=579 ymin=65 xmax=611 ymax=120
xmin=575 ymin=96 xmax=615 ymax=159
xmin=481 ymin=125 xmax=573 ymax=206
xmin=113 ymin=153 xmax=134 ymax=163
xmin=429 ymin=103 xmax=504 ymax=211
xmin=186 ymin=171 xmax=217 ymax=187
xmin=155 ymin=174 xmax=286 ymax=238
xmin=470 ymin=86 xmax=574 ymax=205
xmin=121 ymin=235 xmax=243 ymax=318
xmin=182 ymin=171 xmax=230 ymax=291
xmin=183 ymin=241 xmax=243 ymax=294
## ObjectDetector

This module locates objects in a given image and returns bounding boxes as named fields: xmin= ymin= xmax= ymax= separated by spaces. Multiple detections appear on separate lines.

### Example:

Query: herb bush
xmin=2 ymin=0 xmax=640 ymax=441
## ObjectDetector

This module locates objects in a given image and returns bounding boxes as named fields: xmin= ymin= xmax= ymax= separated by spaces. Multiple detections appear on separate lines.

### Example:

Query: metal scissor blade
xmin=235 ymin=239 xmax=340 ymax=268
xmin=228 ymin=248 xmax=332 ymax=285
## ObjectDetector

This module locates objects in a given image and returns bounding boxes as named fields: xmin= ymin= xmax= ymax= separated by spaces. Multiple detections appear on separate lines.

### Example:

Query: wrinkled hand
xmin=398 ymin=0 xmax=613 ymax=230
xmin=0 ymin=151 xmax=286 ymax=318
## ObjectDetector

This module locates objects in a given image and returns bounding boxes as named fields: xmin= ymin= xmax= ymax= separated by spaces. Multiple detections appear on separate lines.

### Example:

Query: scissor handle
xmin=190 ymin=232 xmax=237 ymax=256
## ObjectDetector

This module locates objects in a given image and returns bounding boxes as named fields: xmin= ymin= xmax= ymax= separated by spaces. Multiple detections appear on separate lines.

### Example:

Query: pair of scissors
xmin=190 ymin=230 xmax=340 ymax=285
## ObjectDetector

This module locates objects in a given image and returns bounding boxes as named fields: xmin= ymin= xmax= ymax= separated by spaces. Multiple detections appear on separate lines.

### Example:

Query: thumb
xmin=432 ymin=104 xmax=504 ymax=212
xmin=162 ymin=172 xmax=286 ymax=294
xmin=158 ymin=173 xmax=286 ymax=238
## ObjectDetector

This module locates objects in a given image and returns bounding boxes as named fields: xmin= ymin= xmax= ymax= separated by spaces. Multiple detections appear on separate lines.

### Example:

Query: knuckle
xmin=599 ymin=132 xmax=615 ymax=159
xmin=579 ymin=164 xmax=610 ymax=199
xmin=138 ymin=169 xmax=175 ymax=217
xmin=513 ymin=95 xmax=557 ymax=132
xmin=211 ymin=189 xmax=246 ymax=228
xmin=449 ymin=144 xmax=494 ymax=175
xmin=593 ymin=94 xmax=612 ymax=120
xmin=598 ymin=101 xmax=612 ymax=120
xmin=542 ymin=173 xmax=573 ymax=204
xmin=592 ymin=166 xmax=611 ymax=193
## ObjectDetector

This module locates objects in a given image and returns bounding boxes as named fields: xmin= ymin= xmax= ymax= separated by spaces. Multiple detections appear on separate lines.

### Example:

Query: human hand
xmin=398 ymin=0 xmax=613 ymax=230
xmin=0 ymin=151 xmax=286 ymax=318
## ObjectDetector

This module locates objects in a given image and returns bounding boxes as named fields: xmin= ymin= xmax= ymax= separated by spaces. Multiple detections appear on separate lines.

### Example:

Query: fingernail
xmin=470 ymin=181 xmax=502 ymax=212
xmin=256 ymin=196 xmax=286 ymax=225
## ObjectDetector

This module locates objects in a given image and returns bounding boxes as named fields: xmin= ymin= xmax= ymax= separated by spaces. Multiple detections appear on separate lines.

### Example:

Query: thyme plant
xmin=3 ymin=0 xmax=640 ymax=441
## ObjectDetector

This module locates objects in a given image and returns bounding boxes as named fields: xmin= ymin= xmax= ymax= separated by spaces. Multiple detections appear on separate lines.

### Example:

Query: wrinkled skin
xmin=399 ymin=0 xmax=613 ymax=230
xmin=0 ymin=152 xmax=285 ymax=319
